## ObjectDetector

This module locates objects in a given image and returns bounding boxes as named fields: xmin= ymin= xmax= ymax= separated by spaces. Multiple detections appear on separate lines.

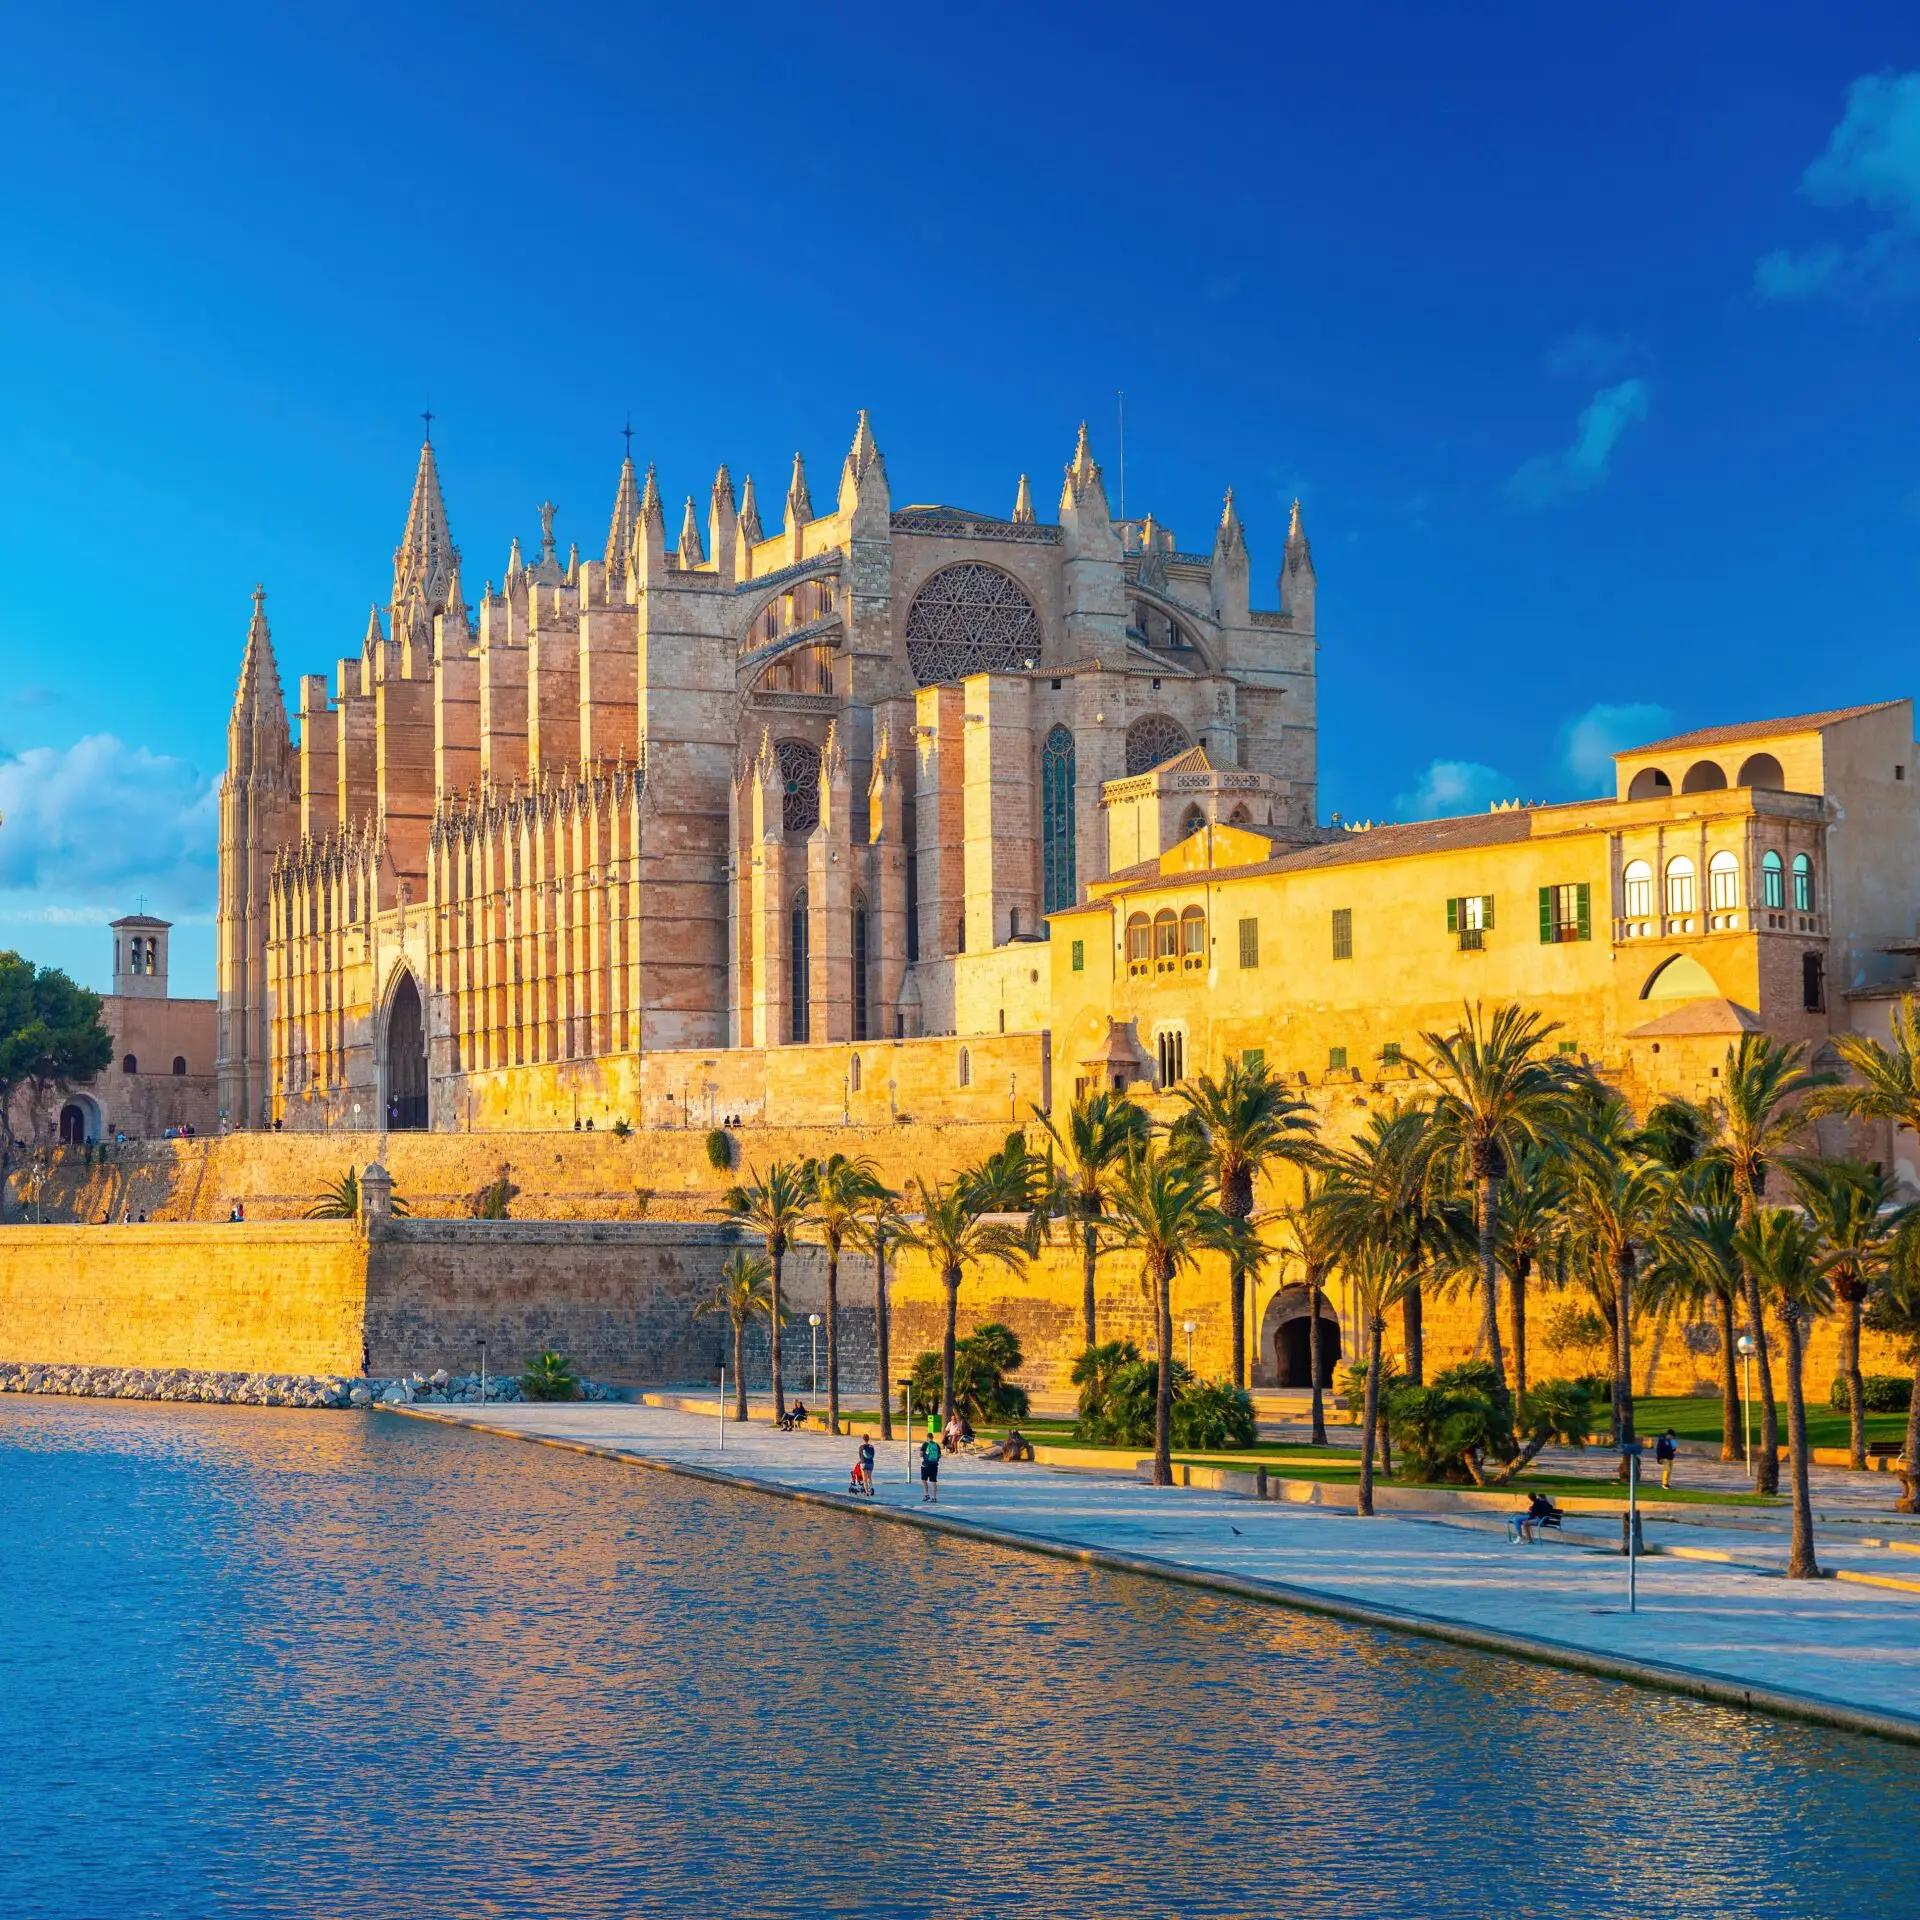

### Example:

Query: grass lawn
xmin=1633 ymin=1394 xmax=1910 ymax=1454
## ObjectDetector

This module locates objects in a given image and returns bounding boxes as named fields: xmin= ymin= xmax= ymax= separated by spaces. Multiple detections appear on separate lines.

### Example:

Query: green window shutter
xmin=1238 ymin=918 xmax=1259 ymax=969
xmin=1539 ymin=887 xmax=1552 ymax=943
xmin=1576 ymin=883 xmax=1590 ymax=941
xmin=1071 ymin=939 xmax=1085 ymax=972
xmin=1481 ymin=894 xmax=1495 ymax=931
xmin=1446 ymin=896 xmax=1459 ymax=934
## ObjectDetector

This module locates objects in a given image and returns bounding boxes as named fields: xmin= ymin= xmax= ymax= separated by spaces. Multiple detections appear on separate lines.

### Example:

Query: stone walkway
xmin=399 ymin=1400 xmax=1920 ymax=1744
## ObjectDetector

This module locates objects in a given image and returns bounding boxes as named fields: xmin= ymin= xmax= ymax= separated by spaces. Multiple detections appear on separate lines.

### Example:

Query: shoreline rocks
xmin=0 ymin=1361 xmax=624 ymax=1409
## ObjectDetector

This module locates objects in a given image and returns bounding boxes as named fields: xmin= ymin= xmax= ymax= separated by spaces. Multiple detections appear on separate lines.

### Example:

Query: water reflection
xmin=3 ymin=1399 xmax=1917 ymax=1918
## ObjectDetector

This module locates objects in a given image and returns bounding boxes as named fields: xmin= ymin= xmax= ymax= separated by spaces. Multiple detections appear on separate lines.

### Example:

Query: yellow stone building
xmin=1050 ymin=700 xmax=1920 ymax=1128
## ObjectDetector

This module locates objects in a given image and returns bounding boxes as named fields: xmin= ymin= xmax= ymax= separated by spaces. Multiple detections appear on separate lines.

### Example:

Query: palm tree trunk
xmin=733 ymin=1321 xmax=747 ymax=1421
xmin=1230 ymin=1246 xmax=1247 ymax=1393
xmin=874 ymin=1242 xmax=892 ymax=1442
xmin=941 ymin=1264 xmax=960 ymax=1422
xmin=825 ymin=1245 xmax=841 ymax=1436
xmin=1358 ymin=1312 xmax=1383 ymax=1516
xmin=1844 ymin=1291 xmax=1866 ymax=1473
xmin=1402 ymin=1283 xmax=1424 ymax=1386
xmin=1735 ymin=1172 xmax=1781 ymax=1493
xmin=769 ymin=1244 xmax=786 ymax=1419
xmin=1614 ymin=1247 xmax=1637 ymax=1482
xmin=1153 ymin=1257 xmax=1175 ymax=1487
xmin=1307 ymin=1272 xmax=1327 ymax=1446
xmin=1717 ymin=1290 xmax=1739 ymax=1463
xmin=1509 ymin=1255 xmax=1530 ymax=1399
xmin=1081 ymin=1219 xmax=1098 ymax=1352
xmin=1782 ymin=1306 xmax=1819 ymax=1579
xmin=1900 ymin=1348 xmax=1920 ymax=1515
xmin=1478 ymin=1169 xmax=1506 ymax=1388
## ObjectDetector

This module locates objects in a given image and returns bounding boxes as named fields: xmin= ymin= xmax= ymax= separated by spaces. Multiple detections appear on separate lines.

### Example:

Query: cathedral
xmin=215 ymin=413 xmax=1319 ymax=1132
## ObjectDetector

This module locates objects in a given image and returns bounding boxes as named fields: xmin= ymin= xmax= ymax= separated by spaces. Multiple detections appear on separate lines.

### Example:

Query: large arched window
xmin=1707 ymin=851 xmax=1741 ymax=912
xmin=1792 ymin=853 xmax=1814 ymax=912
xmin=1125 ymin=913 xmax=1151 ymax=978
xmin=777 ymin=739 xmax=821 ymax=835
xmin=1041 ymin=725 xmax=1076 ymax=916
xmin=1622 ymin=859 xmax=1653 ymax=919
xmin=1180 ymin=905 xmax=1206 ymax=970
xmin=904 ymin=563 xmax=1040 ymax=685
xmin=1126 ymin=715 xmax=1192 ymax=777
xmin=789 ymin=889 xmax=811 ymax=1044
xmin=852 ymin=890 xmax=870 ymax=1043
xmin=1153 ymin=908 xmax=1179 ymax=973
xmin=1665 ymin=856 xmax=1697 ymax=916
xmin=1178 ymin=806 xmax=1207 ymax=841
xmin=1761 ymin=850 xmax=1785 ymax=909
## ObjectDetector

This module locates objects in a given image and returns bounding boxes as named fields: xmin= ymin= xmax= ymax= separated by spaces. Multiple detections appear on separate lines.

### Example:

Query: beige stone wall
xmin=0 ymin=1221 xmax=365 ymax=1374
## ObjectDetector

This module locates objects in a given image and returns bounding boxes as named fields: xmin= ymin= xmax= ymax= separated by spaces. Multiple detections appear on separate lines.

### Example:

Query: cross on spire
xmin=622 ymin=416 xmax=634 ymax=458
xmin=421 ymin=408 xmax=434 ymax=444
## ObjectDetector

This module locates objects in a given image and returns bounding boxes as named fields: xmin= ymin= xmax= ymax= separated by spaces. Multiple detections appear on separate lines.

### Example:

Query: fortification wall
xmin=0 ymin=1221 xmax=365 ymax=1375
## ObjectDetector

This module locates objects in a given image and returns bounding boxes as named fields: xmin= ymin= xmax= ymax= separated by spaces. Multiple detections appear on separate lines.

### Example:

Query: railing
xmin=1613 ymin=908 xmax=1828 ymax=940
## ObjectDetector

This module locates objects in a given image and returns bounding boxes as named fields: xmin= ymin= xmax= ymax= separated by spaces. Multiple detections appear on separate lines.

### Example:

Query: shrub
xmin=521 ymin=1349 xmax=578 ymax=1401
xmin=1830 ymin=1374 xmax=1914 ymax=1413
xmin=908 ymin=1322 xmax=1031 ymax=1423
xmin=1539 ymin=1299 xmax=1610 ymax=1374
xmin=706 ymin=1128 xmax=734 ymax=1172
xmin=1172 ymin=1378 xmax=1257 ymax=1450
xmin=1386 ymin=1360 xmax=1515 ymax=1485
xmin=611 ymin=1117 xmax=631 ymax=1138
xmin=467 ymin=1164 xmax=519 ymax=1220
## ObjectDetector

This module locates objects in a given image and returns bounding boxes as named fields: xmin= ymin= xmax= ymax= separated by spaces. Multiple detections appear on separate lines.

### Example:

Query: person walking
xmin=858 ymin=1436 xmax=877 ymax=1497
xmin=1655 ymin=1428 xmax=1679 ymax=1490
xmin=919 ymin=1431 xmax=942 ymax=1503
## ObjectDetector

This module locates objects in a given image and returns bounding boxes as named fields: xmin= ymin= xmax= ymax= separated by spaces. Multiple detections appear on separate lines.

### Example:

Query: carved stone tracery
xmin=904 ymin=561 xmax=1042 ymax=686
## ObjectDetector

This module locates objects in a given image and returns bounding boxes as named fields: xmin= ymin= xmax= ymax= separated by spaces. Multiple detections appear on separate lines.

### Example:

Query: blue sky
xmin=3 ymin=2 xmax=1919 ymax=994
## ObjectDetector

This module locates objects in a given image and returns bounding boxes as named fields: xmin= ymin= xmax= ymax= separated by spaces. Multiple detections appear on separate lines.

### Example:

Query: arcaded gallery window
xmin=1126 ymin=913 xmax=1151 ymax=978
xmin=1761 ymin=850 xmax=1785 ymax=909
xmin=1180 ymin=906 xmax=1206 ymax=970
xmin=1153 ymin=908 xmax=1179 ymax=974
xmin=1664 ymin=856 xmax=1696 ymax=916
xmin=1041 ymin=725 xmax=1076 ymax=916
xmin=1793 ymin=853 xmax=1814 ymax=912
xmin=1708 ymin=851 xmax=1741 ymax=912
xmin=1622 ymin=859 xmax=1653 ymax=919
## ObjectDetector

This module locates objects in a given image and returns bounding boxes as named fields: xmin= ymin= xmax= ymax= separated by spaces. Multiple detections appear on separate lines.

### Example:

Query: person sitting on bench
xmin=1508 ymin=1490 xmax=1563 ymax=1543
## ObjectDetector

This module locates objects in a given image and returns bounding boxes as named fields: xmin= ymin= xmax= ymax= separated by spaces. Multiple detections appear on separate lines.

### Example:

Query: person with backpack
xmin=1655 ymin=1428 xmax=1679 ymax=1489
xmin=919 ymin=1431 xmax=942 ymax=1503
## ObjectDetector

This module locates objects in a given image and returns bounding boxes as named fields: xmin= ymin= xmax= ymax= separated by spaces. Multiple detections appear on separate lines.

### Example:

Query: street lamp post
xmin=1736 ymin=1333 xmax=1756 ymax=1471
xmin=1183 ymin=1319 xmax=1196 ymax=1371
xmin=809 ymin=1313 xmax=822 ymax=1400
xmin=899 ymin=1377 xmax=915 ymax=1482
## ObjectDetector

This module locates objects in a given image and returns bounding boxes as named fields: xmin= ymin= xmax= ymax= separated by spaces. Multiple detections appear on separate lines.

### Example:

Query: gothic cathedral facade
xmin=215 ymin=414 xmax=1318 ymax=1131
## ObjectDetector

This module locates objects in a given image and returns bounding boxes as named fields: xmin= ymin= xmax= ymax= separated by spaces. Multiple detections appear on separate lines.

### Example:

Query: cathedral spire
xmin=362 ymin=604 xmax=386 ymax=655
xmin=738 ymin=473 xmax=764 ymax=546
xmin=605 ymin=455 xmax=641 ymax=576
xmin=1012 ymin=474 xmax=1034 ymax=524
xmin=786 ymin=451 xmax=813 ymax=526
xmin=1281 ymin=497 xmax=1315 ymax=627
xmin=391 ymin=433 xmax=459 ymax=613
xmin=678 ymin=496 xmax=706 ymax=568
xmin=228 ymin=585 xmax=291 ymax=768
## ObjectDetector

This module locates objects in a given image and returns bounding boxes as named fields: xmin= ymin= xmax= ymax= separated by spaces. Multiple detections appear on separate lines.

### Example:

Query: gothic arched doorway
xmin=1259 ymin=1285 xmax=1342 ymax=1388
xmin=384 ymin=973 xmax=428 ymax=1130
xmin=59 ymin=1099 xmax=99 ymax=1145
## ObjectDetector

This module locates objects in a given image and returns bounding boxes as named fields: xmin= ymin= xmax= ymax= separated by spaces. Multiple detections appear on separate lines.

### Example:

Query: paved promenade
xmin=400 ymin=1400 xmax=1920 ymax=1744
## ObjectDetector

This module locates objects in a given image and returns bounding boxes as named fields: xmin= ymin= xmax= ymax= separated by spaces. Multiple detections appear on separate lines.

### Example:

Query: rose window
xmin=904 ymin=563 xmax=1041 ymax=686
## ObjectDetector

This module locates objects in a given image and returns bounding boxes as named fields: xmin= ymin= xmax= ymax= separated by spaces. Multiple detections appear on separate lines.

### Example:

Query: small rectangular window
xmin=1070 ymin=939 xmax=1084 ymax=973
xmin=1238 ymin=918 xmax=1259 ymax=969
xmin=1381 ymin=1041 xmax=1402 ymax=1066
xmin=1243 ymin=1047 xmax=1265 ymax=1071
xmin=1331 ymin=908 xmax=1353 ymax=961
xmin=1538 ymin=883 xmax=1592 ymax=943
xmin=1557 ymin=1039 xmax=1578 ymax=1055
xmin=1803 ymin=952 xmax=1825 ymax=1012
xmin=1328 ymin=1046 xmax=1348 ymax=1072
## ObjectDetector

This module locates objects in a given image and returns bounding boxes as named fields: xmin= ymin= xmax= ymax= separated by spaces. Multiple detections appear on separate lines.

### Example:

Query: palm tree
xmin=1338 ymin=1231 xmax=1420 ymax=1517
xmin=1710 ymin=1032 xmax=1830 ymax=1494
xmin=1032 ymin=1090 xmax=1150 ymax=1350
xmin=849 ymin=1184 xmax=908 ymax=1440
xmin=305 ymin=1166 xmax=411 ymax=1219
xmin=1735 ymin=1206 xmax=1833 ymax=1578
xmin=1667 ymin=1161 xmax=1748 ymax=1462
xmin=715 ymin=1160 xmax=814 ymax=1420
xmin=806 ymin=1152 xmax=885 ymax=1436
xmin=1105 ymin=1140 xmax=1235 ymax=1486
xmin=1173 ymin=1057 xmax=1318 ymax=1388
xmin=1495 ymin=1142 xmax=1566 ymax=1400
xmin=696 ymin=1250 xmax=778 ymax=1420
xmin=1562 ymin=1096 xmax=1680 ymax=1478
xmin=1870 ymin=1221 xmax=1920 ymax=1513
xmin=1789 ymin=1158 xmax=1909 ymax=1471
xmin=1415 ymin=1002 xmax=1581 ymax=1393
xmin=1271 ymin=1169 xmax=1344 ymax=1443
xmin=896 ymin=1169 xmax=1031 ymax=1422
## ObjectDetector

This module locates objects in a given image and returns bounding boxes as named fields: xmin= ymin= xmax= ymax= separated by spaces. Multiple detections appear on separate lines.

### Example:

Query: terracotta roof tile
xmin=1622 ymin=701 xmax=1905 ymax=757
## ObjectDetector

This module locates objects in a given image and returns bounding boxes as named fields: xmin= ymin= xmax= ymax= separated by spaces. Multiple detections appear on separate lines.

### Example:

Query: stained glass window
xmin=777 ymin=739 xmax=820 ymax=835
xmin=1126 ymin=715 xmax=1190 ymax=776
xmin=1041 ymin=725 xmax=1076 ymax=915
xmin=789 ymin=888 xmax=810 ymax=1043
xmin=904 ymin=562 xmax=1041 ymax=686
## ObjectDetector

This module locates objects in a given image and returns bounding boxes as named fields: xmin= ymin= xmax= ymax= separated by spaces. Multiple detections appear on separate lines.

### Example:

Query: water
xmin=3 ymin=1400 xmax=1917 ymax=1920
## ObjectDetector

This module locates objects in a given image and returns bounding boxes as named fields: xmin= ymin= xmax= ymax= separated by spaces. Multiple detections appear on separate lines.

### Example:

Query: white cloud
xmin=1391 ymin=758 xmax=1515 ymax=822
xmin=1509 ymin=379 xmax=1650 ymax=508
xmin=1542 ymin=330 xmax=1638 ymax=381
xmin=0 ymin=735 xmax=218 ymax=909
xmin=1756 ymin=71 xmax=1920 ymax=300
xmin=1556 ymin=702 xmax=1674 ymax=794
